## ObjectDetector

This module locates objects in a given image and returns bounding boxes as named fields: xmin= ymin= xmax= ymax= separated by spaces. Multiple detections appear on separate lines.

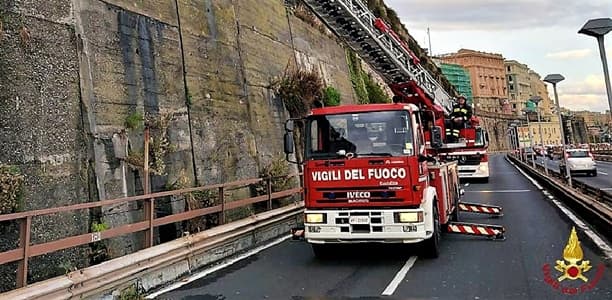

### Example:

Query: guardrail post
xmin=219 ymin=187 xmax=225 ymax=224
xmin=144 ymin=198 xmax=154 ymax=248
xmin=16 ymin=216 xmax=32 ymax=288
xmin=267 ymin=176 xmax=273 ymax=210
xmin=143 ymin=126 xmax=154 ymax=248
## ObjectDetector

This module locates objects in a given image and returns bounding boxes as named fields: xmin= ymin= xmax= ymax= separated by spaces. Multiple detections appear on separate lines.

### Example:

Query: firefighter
xmin=446 ymin=95 xmax=472 ymax=142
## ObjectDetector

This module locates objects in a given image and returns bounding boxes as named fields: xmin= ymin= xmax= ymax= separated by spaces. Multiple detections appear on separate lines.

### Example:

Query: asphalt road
xmin=154 ymin=154 xmax=612 ymax=300
xmin=531 ymin=156 xmax=612 ymax=191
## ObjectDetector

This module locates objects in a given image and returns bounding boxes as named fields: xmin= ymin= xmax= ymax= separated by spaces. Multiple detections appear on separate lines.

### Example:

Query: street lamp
xmin=521 ymin=108 xmax=536 ymax=167
xmin=544 ymin=74 xmax=571 ymax=187
xmin=579 ymin=18 xmax=612 ymax=121
xmin=529 ymin=96 xmax=548 ymax=175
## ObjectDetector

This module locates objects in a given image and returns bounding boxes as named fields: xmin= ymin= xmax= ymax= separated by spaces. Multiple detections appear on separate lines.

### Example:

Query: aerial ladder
xmin=299 ymin=0 xmax=504 ymax=240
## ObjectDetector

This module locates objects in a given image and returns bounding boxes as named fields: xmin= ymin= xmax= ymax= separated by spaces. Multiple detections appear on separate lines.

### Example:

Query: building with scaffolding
xmin=438 ymin=62 xmax=474 ymax=105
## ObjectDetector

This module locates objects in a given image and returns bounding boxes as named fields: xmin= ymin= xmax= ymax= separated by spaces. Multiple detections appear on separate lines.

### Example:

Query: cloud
xmin=558 ymin=94 xmax=609 ymax=112
xmin=558 ymin=75 xmax=606 ymax=96
xmin=545 ymin=49 xmax=592 ymax=59
xmin=386 ymin=0 xmax=610 ymax=31
xmin=555 ymin=75 xmax=609 ymax=112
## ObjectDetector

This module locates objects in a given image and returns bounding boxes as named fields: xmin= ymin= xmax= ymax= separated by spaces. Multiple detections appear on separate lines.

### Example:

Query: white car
xmin=559 ymin=149 xmax=597 ymax=176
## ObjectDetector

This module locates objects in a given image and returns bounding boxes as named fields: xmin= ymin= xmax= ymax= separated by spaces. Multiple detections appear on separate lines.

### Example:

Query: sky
xmin=385 ymin=0 xmax=612 ymax=113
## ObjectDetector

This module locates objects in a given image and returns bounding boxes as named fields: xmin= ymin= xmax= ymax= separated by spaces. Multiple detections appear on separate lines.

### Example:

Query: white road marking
xmin=506 ymin=158 xmax=543 ymax=190
xmin=507 ymin=157 xmax=612 ymax=260
xmin=145 ymin=235 xmax=292 ymax=299
xmin=601 ymin=188 xmax=612 ymax=191
xmin=465 ymin=189 xmax=531 ymax=193
xmin=598 ymin=171 xmax=608 ymax=175
xmin=551 ymin=198 xmax=612 ymax=260
xmin=464 ymin=183 xmax=470 ymax=187
xmin=382 ymin=256 xmax=418 ymax=296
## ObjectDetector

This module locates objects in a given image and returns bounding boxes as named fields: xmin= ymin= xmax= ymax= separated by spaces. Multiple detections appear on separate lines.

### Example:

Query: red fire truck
xmin=286 ymin=0 xmax=504 ymax=258
xmin=437 ymin=118 xmax=490 ymax=182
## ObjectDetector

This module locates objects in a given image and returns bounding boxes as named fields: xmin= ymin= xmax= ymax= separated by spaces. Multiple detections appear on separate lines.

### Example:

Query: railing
xmin=0 ymin=174 xmax=302 ymax=289
xmin=510 ymin=154 xmax=612 ymax=207
xmin=507 ymin=154 xmax=612 ymax=239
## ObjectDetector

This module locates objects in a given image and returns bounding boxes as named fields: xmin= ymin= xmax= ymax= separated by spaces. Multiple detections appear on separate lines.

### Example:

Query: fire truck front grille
xmin=333 ymin=211 xmax=384 ymax=234
xmin=316 ymin=190 xmax=400 ymax=204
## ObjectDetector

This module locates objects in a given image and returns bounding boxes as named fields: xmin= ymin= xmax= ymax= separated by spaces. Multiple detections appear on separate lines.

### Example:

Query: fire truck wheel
xmin=311 ymin=244 xmax=333 ymax=259
xmin=421 ymin=202 xmax=441 ymax=259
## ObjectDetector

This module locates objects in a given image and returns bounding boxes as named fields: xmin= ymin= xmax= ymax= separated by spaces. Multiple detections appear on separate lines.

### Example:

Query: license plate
xmin=349 ymin=216 xmax=370 ymax=224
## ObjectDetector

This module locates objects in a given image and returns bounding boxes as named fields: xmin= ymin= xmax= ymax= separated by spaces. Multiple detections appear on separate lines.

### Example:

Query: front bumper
xmin=304 ymin=209 xmax=429 ymax=244
xmin=457 ymin=163 xmax=489 ymax=178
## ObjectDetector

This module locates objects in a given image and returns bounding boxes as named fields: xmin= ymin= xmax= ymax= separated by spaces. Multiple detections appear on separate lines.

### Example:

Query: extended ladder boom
xmin=303 ymin=0 xmax=455 ymax=115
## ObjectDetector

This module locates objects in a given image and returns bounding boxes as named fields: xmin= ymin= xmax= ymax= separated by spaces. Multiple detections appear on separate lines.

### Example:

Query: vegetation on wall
xmin=165 ymin=171 xmax=219 ymax=234
xmin=322 ymin=86 xmax=341 ymax=106
xmin=364 ymin=74 xmax=390 ymax=104
xmin=276 ymin=65 xmax=324 ymax=118
xmin=124 ymin=113 xmax=174 ymax=176
xmin=125 ymin=112 xmax=144 ymax=130
xmin=346 ymin=49 xmax=390 ymax=104
xmin=0 ymin=165 xmax=24 ymax=214
xmin=346 ymin=50 xmax=369 ymax=104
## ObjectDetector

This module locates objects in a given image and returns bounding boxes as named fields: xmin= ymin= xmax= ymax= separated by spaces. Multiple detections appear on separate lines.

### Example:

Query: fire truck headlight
xmin=478 ymin=165 xmax=488 ymax=172
xmin=305 ymin=213 xmax=325 ymax=223
xmin=395 ymin=212 xmax=423 ymax=223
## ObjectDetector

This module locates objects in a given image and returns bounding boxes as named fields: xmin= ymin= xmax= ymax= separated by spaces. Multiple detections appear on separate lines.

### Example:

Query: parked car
xmin=559 ymin=149 xmax=597 ymax=176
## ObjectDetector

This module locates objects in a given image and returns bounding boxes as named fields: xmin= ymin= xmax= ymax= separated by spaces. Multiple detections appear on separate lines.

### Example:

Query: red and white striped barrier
xmin=446 ymin=222 xmax=505 ymax=240
xmin=458 ymin=202 xmax=503 ymax=216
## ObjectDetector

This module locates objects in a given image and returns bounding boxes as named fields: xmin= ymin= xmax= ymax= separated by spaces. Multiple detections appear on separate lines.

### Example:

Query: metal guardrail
xmin=594 ymin=154 xmax=612 ymax=162
xmin=0 ymin=173 xmax=302 ymax=289
xmin=507 ymin=155 xmax=612 ymax=235
xmin=0 ymin=202 xmax=304 ymax=299
xmin=516 ymin=155 xmax=612 ymax=206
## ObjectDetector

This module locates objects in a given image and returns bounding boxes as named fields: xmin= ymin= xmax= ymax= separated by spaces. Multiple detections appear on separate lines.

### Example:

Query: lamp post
xmin=544 ymin=74 xmax=571 ymax=187
xmin=521 ymin=108 xmax=535 ymax=167
xmin=529 ymin=96 xmax=548 ymax=175
xmin=579 ymin=18 xmax=612 ymax=121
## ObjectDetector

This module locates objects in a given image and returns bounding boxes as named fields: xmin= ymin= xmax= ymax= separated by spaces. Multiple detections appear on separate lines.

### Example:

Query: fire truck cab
xmin=284 ymin=103 xmax=460 ymax=257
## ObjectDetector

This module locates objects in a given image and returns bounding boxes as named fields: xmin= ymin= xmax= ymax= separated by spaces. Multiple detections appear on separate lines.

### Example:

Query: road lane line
xmin=465 ymin=189 xmax=531 ymax=193
xmin=598 ymin=171 xmax=608 ymax=175
xmin=381 ymin=256 xmax=417 ymax=296
xmin=507 ymin=157 xmax=612 ymax=260
xmin=145 ymin=234 xmax=292 ymax=299
xmin=601 ymin=188 xmax=612 ymax=191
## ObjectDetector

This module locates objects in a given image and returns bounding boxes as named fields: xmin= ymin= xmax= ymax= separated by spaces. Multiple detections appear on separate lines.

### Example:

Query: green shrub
xmin=125 ymin=112 xmax=144 ymax=130
xmin=0 ymin=165 xmax=24 ymax=214
xmin=322 ymin=86 xmax=341 ymax=106
xmin=364 ymin=74 xmax=390 ymax=104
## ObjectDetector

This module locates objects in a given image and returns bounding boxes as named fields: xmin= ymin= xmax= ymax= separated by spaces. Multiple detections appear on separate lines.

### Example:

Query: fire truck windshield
xmin=305 ymin=111 xmax=414 ymax=159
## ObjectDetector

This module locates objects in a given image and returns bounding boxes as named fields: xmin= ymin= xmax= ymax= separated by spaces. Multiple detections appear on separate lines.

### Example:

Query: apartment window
xmin=509 ymin=84 xmax=514 ymax=90
xmin=512 ymin=103 xmax=517 ymax=109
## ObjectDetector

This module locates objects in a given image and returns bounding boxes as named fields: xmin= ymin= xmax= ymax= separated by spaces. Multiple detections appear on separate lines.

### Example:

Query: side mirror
xmin=284 ymin=132 xmax=294 ymax=155
xmin=285 ymin=119 xmax=294 ymax=132
xmin=430 ymin=126 xmax=443 ymax=149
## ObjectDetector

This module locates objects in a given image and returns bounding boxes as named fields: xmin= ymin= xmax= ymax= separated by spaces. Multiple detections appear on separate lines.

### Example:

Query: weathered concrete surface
xmin=0 ymin=0 xmax=355 ymax=290
xmin=0 ymin=0 xmax=90 ymax=290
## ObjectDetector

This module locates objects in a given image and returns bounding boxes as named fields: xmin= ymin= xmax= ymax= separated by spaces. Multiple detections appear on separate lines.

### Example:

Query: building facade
xmin=505 ymin=60 xmax=555 ymax=121
xmin=438 ymin=49 xmax=510 ymax=114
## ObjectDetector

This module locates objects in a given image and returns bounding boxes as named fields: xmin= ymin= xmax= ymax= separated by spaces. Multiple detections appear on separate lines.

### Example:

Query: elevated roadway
xmin=152 ymin=154 xmax=612 ymax=300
